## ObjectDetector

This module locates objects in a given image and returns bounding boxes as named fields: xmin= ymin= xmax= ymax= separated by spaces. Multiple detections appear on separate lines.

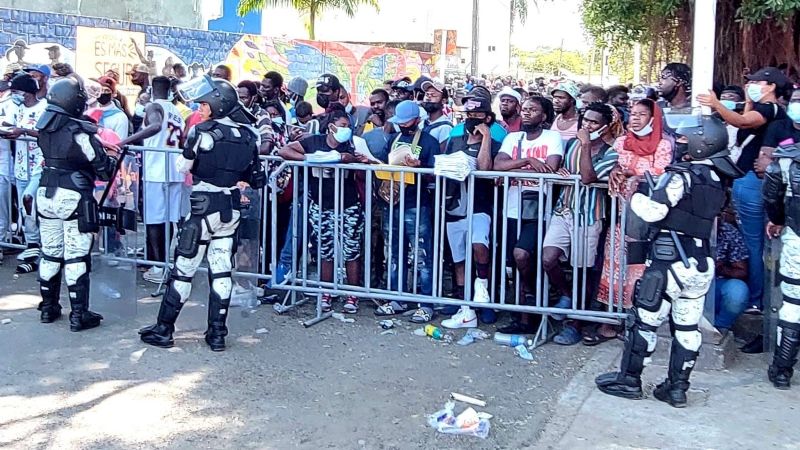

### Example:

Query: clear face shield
xmin=663 ymin=106 xmax=703 ymax=130
xmin=177 ymin=74 xmax=214 ymax=104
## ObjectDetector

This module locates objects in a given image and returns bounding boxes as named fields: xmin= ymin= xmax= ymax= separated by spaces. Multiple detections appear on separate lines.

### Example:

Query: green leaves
xmin=237 ymin=0 xmax=380 ymax=38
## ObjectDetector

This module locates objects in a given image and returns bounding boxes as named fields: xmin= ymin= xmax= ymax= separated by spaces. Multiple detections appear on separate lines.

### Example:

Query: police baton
xmin=644 ymin=171 xmax=691 ymax=269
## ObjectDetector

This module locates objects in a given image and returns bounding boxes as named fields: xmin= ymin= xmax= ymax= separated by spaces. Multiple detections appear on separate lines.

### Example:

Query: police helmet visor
xmin=177 ymin=75 xmax=214 ymax=103
xmin=663 ymin=106 xmax=702 ymax=130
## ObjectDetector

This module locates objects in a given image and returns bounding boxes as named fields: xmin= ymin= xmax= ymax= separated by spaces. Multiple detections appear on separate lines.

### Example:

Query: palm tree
xmin=237 ymin=0 xmax=380 ymax=40
xmin=510 ymin=0 xmax=529 ymax=31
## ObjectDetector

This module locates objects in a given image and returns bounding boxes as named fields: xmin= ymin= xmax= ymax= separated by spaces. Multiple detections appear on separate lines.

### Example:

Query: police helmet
xmin=45 ymin=77 xmax=87 ymax=118
xmin=195 ymin=78 xmax=241 ymax=119
xmin=676 ymin=115 xmax=729 ymax=160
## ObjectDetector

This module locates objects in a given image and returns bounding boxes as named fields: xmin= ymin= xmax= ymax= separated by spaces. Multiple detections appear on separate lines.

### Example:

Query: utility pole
xmin=471 ymin=0 xmax=479 ymax=76
xmin=692 ymin=0 xmax=716 ymax=113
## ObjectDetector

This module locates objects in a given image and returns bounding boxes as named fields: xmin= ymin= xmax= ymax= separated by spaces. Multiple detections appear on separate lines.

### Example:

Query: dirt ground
xmin=0 ymin=258 xmax=599 ymax=450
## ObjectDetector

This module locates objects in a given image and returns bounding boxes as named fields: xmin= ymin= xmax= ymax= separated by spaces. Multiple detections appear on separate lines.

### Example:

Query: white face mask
xmin=344 ymin=103 xmax=353 ymax=114
xmin=134 ymin=103 xmax=146 ymax=117
xmin=331 ymin=125 xmax=352 ymax=143
xmin=747 ymin=83 xmax=765 ymax=103
xmin=632 ymin=118 xmax=654 ymax=137
xmin=589 ymin=125 xmax=607 ymax=141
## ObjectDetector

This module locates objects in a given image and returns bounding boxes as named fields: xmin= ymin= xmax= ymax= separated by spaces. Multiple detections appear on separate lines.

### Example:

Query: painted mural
xmin=0 ymin=8 xmax=436 ymax=105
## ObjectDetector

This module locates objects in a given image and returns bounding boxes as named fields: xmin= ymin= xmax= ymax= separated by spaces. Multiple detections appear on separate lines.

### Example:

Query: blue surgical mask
xmin=345 ymin=104 xmax=353 ymax=114
xmin=332 ymin=125 xmax=352 ymax=143
xmin=134 ymin=104 xmax=146 ymax=117
xmin=632 ymin=118 xmax=654 ymax=137
xmin=10 ymin=93 xmax=23 ymax=105
xmin=272 ymin=117 xmax=284 ymax=126
xmin=747 ymin=84 xmax=765 ymax=103
xmin=589 ymin=125 xmax=607 ymax=141
xmin=392 ymin=123 xmax=401 ymax=133
xmin=719 ymin=100 xmax=737 ymax=110
xmin=788 ymin=103 xmax=800 ymax=123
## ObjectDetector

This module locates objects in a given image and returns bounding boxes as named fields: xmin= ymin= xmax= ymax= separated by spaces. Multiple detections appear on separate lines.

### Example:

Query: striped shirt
xmin=555 ymin=138 xmax=618 ymax=226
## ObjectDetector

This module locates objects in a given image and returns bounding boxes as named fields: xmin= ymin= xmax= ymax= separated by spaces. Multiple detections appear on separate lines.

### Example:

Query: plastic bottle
xmin=494 ymin=332 xmax=532 ymax=347
xmin=425 ymin=324 xmax=445 ymax=340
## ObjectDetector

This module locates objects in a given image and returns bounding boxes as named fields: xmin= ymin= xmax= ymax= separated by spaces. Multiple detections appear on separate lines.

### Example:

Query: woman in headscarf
xmin=593 ymin=99 xmax=673 ymax=341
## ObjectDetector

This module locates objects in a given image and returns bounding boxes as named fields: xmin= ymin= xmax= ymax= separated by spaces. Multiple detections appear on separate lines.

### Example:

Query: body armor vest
xmin=38 ymin=118 xmax=97 ymax=193
xmin=191 ymin=121 xmax=257 ymax=188
xmin=653 ymin=164 xmax=726 ymax=240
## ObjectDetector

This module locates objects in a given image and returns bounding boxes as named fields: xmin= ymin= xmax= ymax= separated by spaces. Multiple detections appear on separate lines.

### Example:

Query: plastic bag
xmin=427 ymin=401 xmax=492 ymax=439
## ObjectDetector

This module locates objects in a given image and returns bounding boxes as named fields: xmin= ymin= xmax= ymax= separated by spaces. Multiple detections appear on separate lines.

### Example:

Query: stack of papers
xmin=434 ymin=152 xmax=477 ymax=181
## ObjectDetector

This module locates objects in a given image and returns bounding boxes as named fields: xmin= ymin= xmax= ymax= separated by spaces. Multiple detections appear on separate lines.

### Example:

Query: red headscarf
xmin=623 ymin=99 xmax=663 ymax=157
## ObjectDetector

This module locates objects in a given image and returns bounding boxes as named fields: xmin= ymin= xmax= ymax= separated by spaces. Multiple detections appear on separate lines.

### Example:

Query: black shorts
xmin=505 ymin=218 xmax=540 ymax=257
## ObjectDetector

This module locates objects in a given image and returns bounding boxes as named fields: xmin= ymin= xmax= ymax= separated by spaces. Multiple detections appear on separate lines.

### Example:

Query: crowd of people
xmin=2 ymin=57 xmax=799 ymax=401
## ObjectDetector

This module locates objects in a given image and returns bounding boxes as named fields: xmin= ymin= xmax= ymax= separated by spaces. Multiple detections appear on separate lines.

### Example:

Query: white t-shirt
xmin=0 ymin=96 xmax=14 ymax=177
xmin=499 ymin=129 xmax=564 ymax=219
xmin=143 ymin=99 xmax=186 ymax=183
xmin=13 ymin=100 xmax=48 ymax=181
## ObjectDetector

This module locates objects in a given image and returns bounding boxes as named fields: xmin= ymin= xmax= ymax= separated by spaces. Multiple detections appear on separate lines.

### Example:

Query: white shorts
xmin=446 ymin=213 xmax=491 ymax=263
xmin=144 ymin=181 xmax=184 ymax=224
xmin=542 ymin=211 xmax=603 ymax=268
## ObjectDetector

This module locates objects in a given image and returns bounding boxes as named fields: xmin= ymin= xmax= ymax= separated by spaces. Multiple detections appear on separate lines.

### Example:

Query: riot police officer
xmin=139 ymin=76 xmax=265 ymax=351
xmin=36 ymin=78 xmax=118 ymax=331
xmin=763 ymin=143 xmax=800 ymax=389
xmin=595 ymin=115 xmax=743 ymax=407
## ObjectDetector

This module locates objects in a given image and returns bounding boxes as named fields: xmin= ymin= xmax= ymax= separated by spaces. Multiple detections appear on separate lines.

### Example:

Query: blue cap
xmin=388 ymin=100 xmax=420 ymax=124
xmin=24 ymin=64 xmax=51 ymax=78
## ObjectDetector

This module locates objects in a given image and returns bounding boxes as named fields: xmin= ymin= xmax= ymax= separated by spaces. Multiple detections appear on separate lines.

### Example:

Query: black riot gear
xmin=197 ymin=78 xmax=241 ymax=119
xmin=676 ymin=115 xmax=728 ymax=160
xmin=44 ymin=77 xmax=87 ymax=118
xmin=187 ymin=121 xmax=260 ymax=188
xmin=651 ymin=164 xmax=726 ymax=240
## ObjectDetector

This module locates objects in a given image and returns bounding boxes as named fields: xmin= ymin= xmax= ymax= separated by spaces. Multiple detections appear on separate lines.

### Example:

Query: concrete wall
xmin=0 ymin=0 xmax=205 ymax=29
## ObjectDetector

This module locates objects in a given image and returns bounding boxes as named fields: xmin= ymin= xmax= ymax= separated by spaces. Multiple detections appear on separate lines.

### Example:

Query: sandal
xmin=374 ymin=300 xmax=409 ymax=316
xmin=582 ymin=330 xmax=614 ymax=347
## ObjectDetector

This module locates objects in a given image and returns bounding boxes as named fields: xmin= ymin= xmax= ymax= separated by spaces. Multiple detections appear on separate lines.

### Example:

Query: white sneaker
xmin=472 ymin=278 xmax=491 ymax=303
xmin=441 ymin=306 xmax=478 ymax=329
xmin=143 ymin=267 xmax=165 ymax=284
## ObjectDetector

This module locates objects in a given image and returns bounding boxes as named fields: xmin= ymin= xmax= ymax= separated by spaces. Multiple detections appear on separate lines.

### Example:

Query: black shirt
xmin=736 ymin=102 xmax=786 ymax=172
xmin=444 ymin=135 xmax=502 ymax=217
xmin=299 ymin=134 xmax=359 ymax=209
xmin=762 ymin=118 xmax=800 ymax=149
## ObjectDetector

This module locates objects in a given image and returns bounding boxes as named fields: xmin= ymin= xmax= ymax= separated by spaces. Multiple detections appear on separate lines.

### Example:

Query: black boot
xmin=68 ymin=273 xmax=103 ymax=332
xmin=654 ymin=339 xmax=699 ymax=408
xmin=768 ymin=321 xmax=800 ymax=390
xmin=204 ymin=284 xmax=230 ymax=352
xmin=595 ymin=316 xmax=650 ymax=400
xmin=38 ymin=270 xmax=63 ymax=323
xmin=139 ymin=284 xmax=184 ymax=348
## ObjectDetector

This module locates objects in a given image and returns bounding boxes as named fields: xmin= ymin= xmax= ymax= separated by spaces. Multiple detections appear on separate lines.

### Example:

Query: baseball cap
xmin=498 ymin=86 xmax=522 ymax=103
xmin=413 ymin=76 xmax=432 ymax=92
xmin=551 ymin=80 xmax=580 ymax=101
xmin=95 ymin=75 xmax=117 ymax=92
xmin=287 ymin=76 xmax=308 ymax=97
xmin=746 ymin=67 xmax=792 ymax=89
xmin=461 ymin=85 xmax=492 ymax=104
xmin=391 ymin=79 xmax=414 ymax=92
xmin=129 ymin=63 xmax=149 ymax=75
xmin=388 ymin=100 xmax=420 ymax=124
xmin=23 ymin=64 xmax=50 ymax=78
xmin=316 ymin=73 xmax=341 ymax=91
xmin=10 ymin=73 xmax=39 ymax=94
xmin=421 ymin=79 xmax=446 ymax=94
xmin=462 ymin=96 xmax=492 ymax=114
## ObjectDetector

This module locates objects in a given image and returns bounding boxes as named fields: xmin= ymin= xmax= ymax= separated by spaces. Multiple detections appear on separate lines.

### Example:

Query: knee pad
xmin=176 ymin=218 xmax=203 ymax=258
xmin=211 ymin=276 xmax=233 ymax=301
xmin=64 ymin=255 xmax=91 ymax=286
xmin=674 ymin=328 xmax=702 ymax=352
xmin=634 ymin=267 xmax=666 ymax=312
xmin=779 ymin=299 xmax=800 ymax=325
xmin=38 ymin=256 xmax=62 ymax=282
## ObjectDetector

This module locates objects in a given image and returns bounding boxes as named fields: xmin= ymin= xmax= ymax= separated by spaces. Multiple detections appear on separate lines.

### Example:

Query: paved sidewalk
xmin=536 ymin=343 xmax=800 ymax=449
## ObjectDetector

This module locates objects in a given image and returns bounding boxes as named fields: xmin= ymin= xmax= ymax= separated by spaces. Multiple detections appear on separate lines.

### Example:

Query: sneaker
xmin=374 ymin=300 xmax=410 ymax=316
xmin=410 ymin=306 xmax=434 ymax=324
xmin=441 ymin=306 xmax=478 ymax=329
xmin=472 ymin=278 xmax=491 ymax=303
xmin=16 ymin=246 xmax=40 ymax=262
xmin=15 ymin=261 xmax=38 ymax=274
xmin=321 ymin=294 xmax=333 ymax=313
xmin=551 ymin=296 xmax=572 ymax=321
xmin=143 ymin=267 xmax=165 ymax=284
xmin=343 ymin=296 xmax=359 ymax=314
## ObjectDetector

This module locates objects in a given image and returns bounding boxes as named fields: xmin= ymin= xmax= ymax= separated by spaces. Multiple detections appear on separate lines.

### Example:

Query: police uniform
xmin=35 ymin=78 xmax=117 ymax=331
xmin=763 ymin=144 xmax=800 ymax=389
xmin=139 ymin=76 xmax=265 ymax=352
xmin=596 ymin=116 xmax=743 ymax=408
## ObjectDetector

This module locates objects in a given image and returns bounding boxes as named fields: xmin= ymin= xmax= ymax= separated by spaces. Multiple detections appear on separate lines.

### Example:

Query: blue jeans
xmin=381 ymin=205 xmax=433 ymax=298
xmin=732 ymin=171 xmax=764 ymax=308
xmin=714 ymin=278 xmax=750 ymax=329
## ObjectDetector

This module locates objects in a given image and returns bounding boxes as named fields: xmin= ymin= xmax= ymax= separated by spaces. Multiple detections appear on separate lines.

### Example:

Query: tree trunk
xmin=309 ymin=3 xmax=317 ymax=40
xmin=646 ymin=40 xmax=656 ymax=84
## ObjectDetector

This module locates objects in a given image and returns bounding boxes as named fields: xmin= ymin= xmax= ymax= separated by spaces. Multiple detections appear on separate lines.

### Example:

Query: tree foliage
xmin=237 ymin=0 xmax=379 ymax=40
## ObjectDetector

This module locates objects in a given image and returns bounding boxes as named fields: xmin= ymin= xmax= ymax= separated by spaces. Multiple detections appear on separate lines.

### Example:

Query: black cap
xmin=10 ymin=73 xmax=38 ymax=94
xmin=461 ymin=85 xmax=492 ymax=104
xmin=462 ymin=96 xmax=492 ymax=113
xmin=391 ymin=79 xmax=414 ymax=92
xmin=316 ymin=73 xmax=341 ymax=91
xmin=746 ymin=67 xmax=792 ymax=89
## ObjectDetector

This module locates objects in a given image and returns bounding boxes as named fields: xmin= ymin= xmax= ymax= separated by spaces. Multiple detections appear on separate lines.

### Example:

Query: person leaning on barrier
xmin=596 ymin=115 xmax=744 ymax=408
xmin=763 ymin=140 xmax=800 ymax=389
xmin=138 ymin=75 xmax=266 ymax=352
xmin=34 ymin=77 xmax=118 ymax=330
xmin=278 ymin=109 xmax=369 ymax=314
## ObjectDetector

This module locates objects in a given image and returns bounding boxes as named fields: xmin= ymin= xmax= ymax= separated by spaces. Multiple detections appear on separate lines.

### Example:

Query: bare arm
xmin=277 ymin=141 xmax=306 ymax=161
xmin=119 ymin=104 xmax=163 ymax=147
xmin=716 ymin=108 xmax=767 ymax=130
xmin=494 ymin=152 xmax=530 ymax=171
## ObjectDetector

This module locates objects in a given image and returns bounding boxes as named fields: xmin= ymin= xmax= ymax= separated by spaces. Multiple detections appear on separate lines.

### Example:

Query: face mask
xmin=344 ymin=104 xmax=353 ymax=114
xmin=632 ymin=118 xmax=654 ymax=137
xmin=675 ymin=142 xmax=689 ymax=159
xmin=134 ymin=104 xmax=146 ymax=117
xmin=719 ymin=100 xmax=737 ymax=110
xmin=98 ymin=93 xmax=112 ymax=105
xmin=11 ymin=93 xmax=24 ymax=105
xmin=392 ymin=123 xmax=401 ymax=133
xmin=399 ymin=123 xmax=418 ymax=135
xmin=589 ymin=125 xmax=607 ymax=141
xmin=465 ymin=118 xmax=483 ymax=135
xmin=422 ymin=102 xmax=442 ymax=114
xmin=747 ymin=84 xmax=765 ymax=103
xmin=317 ymin=94 xmax=331 ymax=109
xmin=788 ymin=103 xmax=800 ymax=123
xmin=331 ymin=125 xmax=352 ymax=143
xmin=272 ymin=117 xmax=284 ymax=126
xmin=521 ymin=123 xmax=542 ymax=133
